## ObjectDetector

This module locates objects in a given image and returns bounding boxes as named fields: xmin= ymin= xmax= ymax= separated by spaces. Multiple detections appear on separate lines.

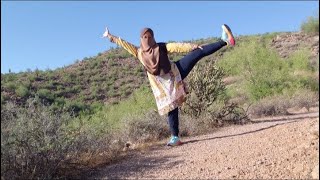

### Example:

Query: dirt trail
xmin=87 ymin=112 xmax=319 ymax=179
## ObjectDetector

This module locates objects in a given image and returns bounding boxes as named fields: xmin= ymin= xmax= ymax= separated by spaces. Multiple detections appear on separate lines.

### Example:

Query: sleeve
xmin=166 ymin=42 xmax=197 ymax=53
xmin=109 ymin=35 xmax=138 ymax=58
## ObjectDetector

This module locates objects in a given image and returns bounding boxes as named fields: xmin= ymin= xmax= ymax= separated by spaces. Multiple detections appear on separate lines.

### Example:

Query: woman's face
xmin=142 ymin=31 xmax=154 ymax=46
xmin=142 ymin=31 xmax=153 ymax=40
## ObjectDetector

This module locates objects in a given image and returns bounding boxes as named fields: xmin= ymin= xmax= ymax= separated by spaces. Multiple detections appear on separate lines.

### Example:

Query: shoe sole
xmin=167 ymin=141 xmax=183 ymax=147
xmin=222 ymin=24 xmax=235 ymax=46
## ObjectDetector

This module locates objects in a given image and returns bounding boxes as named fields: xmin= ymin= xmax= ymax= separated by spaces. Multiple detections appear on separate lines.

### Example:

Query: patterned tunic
xmin=111 ymin=36 xmax=195 ymax=115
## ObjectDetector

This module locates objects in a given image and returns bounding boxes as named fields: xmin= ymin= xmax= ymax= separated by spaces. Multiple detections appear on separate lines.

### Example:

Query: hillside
xmin=1 ymin=32 xmax=318 ymax=115
xmin=0 ymin=37 xmax=222 ymax=114
xmin=1 ymin=48 xmax=147 ymax=113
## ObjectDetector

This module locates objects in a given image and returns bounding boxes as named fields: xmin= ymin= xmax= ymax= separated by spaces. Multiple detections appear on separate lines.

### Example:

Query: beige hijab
xmin=140 ymin=28 xmax=171 ymax=75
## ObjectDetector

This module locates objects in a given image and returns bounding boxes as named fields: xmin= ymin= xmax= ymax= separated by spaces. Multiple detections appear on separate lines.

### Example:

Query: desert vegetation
xmin=1 ymin=14 xmax=319 ymax=179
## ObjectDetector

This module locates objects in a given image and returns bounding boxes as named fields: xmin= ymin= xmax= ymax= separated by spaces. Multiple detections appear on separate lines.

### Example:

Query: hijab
xmin=140 ymin=28 xmax=171 ymax=75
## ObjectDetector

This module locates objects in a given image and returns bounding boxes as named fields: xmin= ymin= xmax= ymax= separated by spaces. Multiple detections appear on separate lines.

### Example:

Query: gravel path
xmin=87 ymin=112 xmax=319 ymax=179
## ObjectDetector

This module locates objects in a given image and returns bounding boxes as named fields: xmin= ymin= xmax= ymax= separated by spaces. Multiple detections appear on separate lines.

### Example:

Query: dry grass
xmin=248 ymin=89 xmax=319 ymax=118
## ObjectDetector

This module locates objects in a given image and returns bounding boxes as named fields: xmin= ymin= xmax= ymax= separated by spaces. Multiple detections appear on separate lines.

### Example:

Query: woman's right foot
xmin=221 ymin=24 xmax=235 ymax=46
xmin=167 ymin=136 xmax=183 ymax=146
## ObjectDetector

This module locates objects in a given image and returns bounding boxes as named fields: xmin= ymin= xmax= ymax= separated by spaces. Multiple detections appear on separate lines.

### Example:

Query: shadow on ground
xmin=183 ymin=120 xmax=298 ymax=145
xmin=184 ymin=112 xmax=318 ymax=145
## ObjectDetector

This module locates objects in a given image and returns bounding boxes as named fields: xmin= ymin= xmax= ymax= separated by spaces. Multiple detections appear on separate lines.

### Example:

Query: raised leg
xmin=175 ymin=40 xmax=226 ymax=79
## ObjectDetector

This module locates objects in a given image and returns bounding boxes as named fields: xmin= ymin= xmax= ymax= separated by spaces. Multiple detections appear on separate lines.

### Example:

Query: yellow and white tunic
xmin=111 ymin=36 xmax=195 ymax=115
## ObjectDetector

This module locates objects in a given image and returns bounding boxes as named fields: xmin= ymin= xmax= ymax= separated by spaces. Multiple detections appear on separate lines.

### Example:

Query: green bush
xmin=64 ymin=100 xmax=90 ymax=116
xmin=301 ymin=13 xmax=319 ymax=34
xmin=37 ymin=88 xmax=55 ymax=103
xmin=182 ymin=61 xmax=226 ymax=117
xmin=82 ymin=86 xmax=156 ymax=134
xmin=15 ymin=85 xmax=30 ymax=98
xmin=5 ymin=82 xmax=17 ymax=92
xmin=181 ymin=58 xmax=249 ymax=125
xmin=1 ymin=94 xmax=8 ymax=104
xmin=3 ymin=73 xmax=17 ymax=82
xmin=218 ymin=40 xmax=296 ymax=101
xmin=287 ymin=48 xmax=312 ymax=71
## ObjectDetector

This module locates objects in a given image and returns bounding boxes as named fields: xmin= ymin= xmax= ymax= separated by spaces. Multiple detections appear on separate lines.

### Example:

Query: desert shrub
xmin=54 ymin=97 xmax=66 ymax=106
xmin=209 ymin=102 xmax=249 ymax=125
xmin=5 ymin=82 xmax=17 ymax=92
xmin=37 ymin=88 xmax=55 ymax=104
xmin=1 ymin=94 xmax=8 ymax=105
xmin=248 ymin=89 xmax=319 ymax=118
xmin=15 ymin=85 xmax=30 ymax=98
xmin=287 ymin=48 xmax=312 ymax=71
xmin=119 ymin=109 xmax=213 ymax=144
xmin=64 ymin=100 xmax=91 ymax=116
xmin=182 ymin=59 xmax=249 ymax=126
xmin=301 ymin=13 xmax=319 ymax=34
xmin=312 ymin=51 xmax=319 ymax=66
xmin=121 ymin=111 xmax=169 ymax=143
xmin=1 ymin=101 xmax=76 ymax=179
xmin=217 ymin=39 xmax=308 ymax=101
xmin=289 ymin=89 xmax=319 ymax=108
xmin=1 ymin=100 xmax=125 ymax=179
xmin=82 ymin=86 xmax=156 ymax=133
xmin=182 ymin=61 xmax=226 ymax=117
xmin=3 ymin=73 xmax=17 ymax=82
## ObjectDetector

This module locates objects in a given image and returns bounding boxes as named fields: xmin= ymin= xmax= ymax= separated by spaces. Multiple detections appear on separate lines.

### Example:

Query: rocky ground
xmin=86 ymin=112 xmax=319 ymax=179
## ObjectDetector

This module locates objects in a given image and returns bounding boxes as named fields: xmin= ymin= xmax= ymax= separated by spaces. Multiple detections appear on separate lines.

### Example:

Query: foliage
xmin=301 ymin=12 xmax=319 ymax=34
xmin=1 ymin=101 xmax=77 ymax=179
xmin=1 ymin=99 xmax=126 ymax=179
xmin=182 ymin=61 xmax=226 ymax=117
xmin=248 ymin=89 xmax=319 ymax=118
xmin=82 ymin=86 xmax=156 ymax=133
xmin=121 ymin=111 xmax=169 ymax=143
xmin=15 ymin=85 xmax=30 ymax=98
xmin=217 ymin=38 xmax=317 ymax=101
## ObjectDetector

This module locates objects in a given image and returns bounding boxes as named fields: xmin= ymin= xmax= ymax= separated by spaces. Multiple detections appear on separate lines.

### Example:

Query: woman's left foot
xmin=221 ymin=24 xmax=235 ymax=46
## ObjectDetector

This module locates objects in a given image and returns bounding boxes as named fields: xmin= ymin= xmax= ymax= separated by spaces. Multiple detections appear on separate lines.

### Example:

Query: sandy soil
xmin=86 ymin=112 xmax=319 ymax=179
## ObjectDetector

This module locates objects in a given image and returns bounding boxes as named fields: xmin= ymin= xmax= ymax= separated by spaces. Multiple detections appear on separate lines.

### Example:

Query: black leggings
xmin=168 ymin=40 xmax=226 ymax=136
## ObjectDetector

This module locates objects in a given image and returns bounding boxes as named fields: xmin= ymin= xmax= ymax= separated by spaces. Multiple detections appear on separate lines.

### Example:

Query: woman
xmin=102 ymin=24 xmax=235 ymax=146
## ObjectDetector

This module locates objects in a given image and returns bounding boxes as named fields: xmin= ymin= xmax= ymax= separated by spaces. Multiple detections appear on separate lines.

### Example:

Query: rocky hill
xmin=271 ymin=32 xmax=319 ymax=59
xmin=1 ymin=32 xmax=318 ymax=114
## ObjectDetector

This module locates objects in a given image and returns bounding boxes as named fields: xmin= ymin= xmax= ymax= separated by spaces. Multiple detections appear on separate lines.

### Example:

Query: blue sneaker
xmin=221 ymin=24 xmax=235 ymax=46
xmin=167 ymin=136 xmax=183 ymax=146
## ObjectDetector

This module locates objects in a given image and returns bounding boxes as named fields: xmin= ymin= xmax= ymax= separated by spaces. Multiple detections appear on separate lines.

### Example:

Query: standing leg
xmin=167 ymin=107 xmax=182 ymax=146
xmin=168 ymin=107 xmax=179 ymax=136
xmin=175 ymin=40 xmax=226 ymax=80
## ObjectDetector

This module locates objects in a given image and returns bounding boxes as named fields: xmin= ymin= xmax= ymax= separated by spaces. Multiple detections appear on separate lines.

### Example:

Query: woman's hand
xmin=102 ymin=27 xmax=110 ymax=38
xmin=102 ymin=27 xmax=116 ymax=43
xmin=192 ymin=44 xmax=203 ymax=51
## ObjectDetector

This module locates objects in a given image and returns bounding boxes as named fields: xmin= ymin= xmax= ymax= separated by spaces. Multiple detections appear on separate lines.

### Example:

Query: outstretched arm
xmin=102 ymin=27 xmax=138 ymax=58
xmin=166 ymin=42 xmax=203 ymax=54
